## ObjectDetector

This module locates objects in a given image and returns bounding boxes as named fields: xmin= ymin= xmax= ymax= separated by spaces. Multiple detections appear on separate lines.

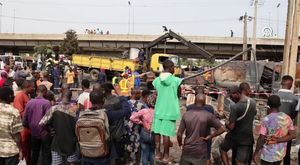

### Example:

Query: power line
xmin=5 ymin=0 xmax=244 ymax=8
xmin=1 ymin=14 xmax=237 ymax=25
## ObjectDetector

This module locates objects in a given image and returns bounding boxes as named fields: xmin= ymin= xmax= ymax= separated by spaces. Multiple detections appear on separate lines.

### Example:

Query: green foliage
xmin=60 ymin=29 xmax=79 ymax=57
xmin=196 ymin=59 xmax=217 ymax=67
xmin=180 ymin=58 xmax=217 ymax=67
xmin=34 ymin=45 xmax=55 ymax=59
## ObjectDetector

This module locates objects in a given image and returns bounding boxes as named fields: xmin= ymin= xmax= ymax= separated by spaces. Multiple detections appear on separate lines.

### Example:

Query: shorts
xmin=180 ymin=155 xmax=207 ymax=165
xmin=219 ymin=138 xmax=252 ymax=164
xmin=51 ymin=151 xmax=78 ymax=165
xmin=152 ymin=118 xmax=176 ymax=137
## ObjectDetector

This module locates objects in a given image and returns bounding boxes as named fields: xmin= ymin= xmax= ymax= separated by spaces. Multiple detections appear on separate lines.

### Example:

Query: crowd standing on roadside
xmin=0 ymin=58 xmax=300 ymax=165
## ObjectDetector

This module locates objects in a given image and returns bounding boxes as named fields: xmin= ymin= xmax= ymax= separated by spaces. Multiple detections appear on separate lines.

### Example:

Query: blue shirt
xmin=186 ymin=104 xmax=214 ymax=114
xmin=133 ymin=71 xmax=141 ymax=87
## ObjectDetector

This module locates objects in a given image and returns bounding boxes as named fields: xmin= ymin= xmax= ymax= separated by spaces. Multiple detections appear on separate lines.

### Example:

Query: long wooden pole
xmin=251 ymin=0 xmax=258 ymax=61
xmin=293 ymin=0 xmax=300 ymax=145
xmin=282 ymin=0 xmax=294 ymax=75
xmin=289 ymin=0 xmax=300 ymax=80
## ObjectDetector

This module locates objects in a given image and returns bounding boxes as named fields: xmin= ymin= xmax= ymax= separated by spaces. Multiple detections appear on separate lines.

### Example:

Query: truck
xmin=72 ymin=52 xmax=182 ymax=80
xmin=72 ymin=30 xmax=214 ymax=80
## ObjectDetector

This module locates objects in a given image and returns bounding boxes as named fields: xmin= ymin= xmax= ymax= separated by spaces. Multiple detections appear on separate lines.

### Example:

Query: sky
xmin=0 ymin=0 xmax=288 ymax=38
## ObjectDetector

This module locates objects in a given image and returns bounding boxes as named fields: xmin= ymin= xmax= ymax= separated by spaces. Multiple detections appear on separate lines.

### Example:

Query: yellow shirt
xmin=66 ymin=71 xmax=75 ymax=84
xmin=119 ymin=79 xmax=130 ymax=96
xmin=129 ymin=76 xmax=135 ymax=89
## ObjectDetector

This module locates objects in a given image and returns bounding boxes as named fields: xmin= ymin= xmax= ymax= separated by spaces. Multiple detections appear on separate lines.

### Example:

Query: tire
xmin=90 ymin=69 xmax=100 ymax=81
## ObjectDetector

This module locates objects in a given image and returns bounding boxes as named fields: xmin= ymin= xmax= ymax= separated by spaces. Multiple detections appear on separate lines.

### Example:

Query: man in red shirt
xmin=13 ymin=80 xmax=35 ymax=165
xmin=0 ymin=71 xmax=8 ymax=88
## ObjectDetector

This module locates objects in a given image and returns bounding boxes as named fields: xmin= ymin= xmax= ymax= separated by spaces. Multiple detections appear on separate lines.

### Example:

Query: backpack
xmin=110 ymin=118 xmax=126 ymax=142
xmin=76 ymin=110 xmax=109 ymax=158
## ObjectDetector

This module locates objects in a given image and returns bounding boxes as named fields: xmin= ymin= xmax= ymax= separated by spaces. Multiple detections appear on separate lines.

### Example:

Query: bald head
xmin=93 ymin=83 xmax=102 ymax=92
xmin=61 ymin=83 xmax=70 ymax=95
xmin=37 ymin=85 xmax=48 ymax=97
xmin=194 ymin=93 xmax=206 ymax=106
xmin=22 ymin=80 xmax=33 ymax=89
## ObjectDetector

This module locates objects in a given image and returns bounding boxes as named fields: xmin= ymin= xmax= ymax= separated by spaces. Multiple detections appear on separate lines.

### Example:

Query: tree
xmin=60 ymin=29 xmax=79 ymax=58
xmin=34 ymin=45 xmax=55 ymax=59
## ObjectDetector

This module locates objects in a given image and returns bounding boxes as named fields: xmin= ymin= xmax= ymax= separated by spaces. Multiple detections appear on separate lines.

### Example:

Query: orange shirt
xmin=13 ymin=91 xmax=29 ymax=118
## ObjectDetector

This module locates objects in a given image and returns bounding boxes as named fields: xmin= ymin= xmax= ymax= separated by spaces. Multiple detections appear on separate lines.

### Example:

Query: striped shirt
xmin=0 ymin=103 xmax=23 ymax=157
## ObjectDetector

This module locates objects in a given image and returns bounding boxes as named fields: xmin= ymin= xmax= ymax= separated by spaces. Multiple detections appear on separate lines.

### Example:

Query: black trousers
xmin=0 ymin=155 xmax=19 ymax=165
xmin=261 ymin=159 xmax=282 ymax=165
xmin=146 ymin=81 xmax=154 ymax=90
xmin=283 ymin=140 xmax=291 ymax=165
xmin=30 ymin=135 xmax=52 ymax=165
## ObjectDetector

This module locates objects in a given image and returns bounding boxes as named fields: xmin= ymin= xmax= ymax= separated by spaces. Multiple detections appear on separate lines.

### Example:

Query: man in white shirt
xmin=77 ymin=79 xmax=91 ymax=110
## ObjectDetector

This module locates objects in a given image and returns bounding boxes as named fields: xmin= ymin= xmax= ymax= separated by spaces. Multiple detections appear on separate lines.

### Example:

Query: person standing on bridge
xmin=152 ymin=60 xmax=182 ymax=164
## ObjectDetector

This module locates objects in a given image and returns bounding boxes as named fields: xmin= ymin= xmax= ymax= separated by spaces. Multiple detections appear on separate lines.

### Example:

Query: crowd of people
xmin=0 ymin=59 xmax=299 ymax=165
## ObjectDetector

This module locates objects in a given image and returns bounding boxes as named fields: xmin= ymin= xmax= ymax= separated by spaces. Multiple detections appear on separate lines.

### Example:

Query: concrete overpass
xmin=0 ymin=33 xmax=291 ymax=60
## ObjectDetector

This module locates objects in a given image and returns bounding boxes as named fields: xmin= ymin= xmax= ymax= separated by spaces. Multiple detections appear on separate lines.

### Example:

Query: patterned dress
xmin=124 ymin=100 xmax=146 ymax=162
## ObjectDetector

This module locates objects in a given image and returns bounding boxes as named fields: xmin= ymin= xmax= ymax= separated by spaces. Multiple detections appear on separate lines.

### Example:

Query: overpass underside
xmin=0 ymin=39 xmax=285 ymax=61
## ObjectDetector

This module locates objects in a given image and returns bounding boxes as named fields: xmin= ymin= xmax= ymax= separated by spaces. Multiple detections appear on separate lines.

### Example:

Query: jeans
xmin=30 ymin=135 xmax=52 ymax=165
xmin=0 ymin=155 xmax=19 ymax=165
xmin=53 ymin=78 xmax=60 ymax=88
xmin=140 ymin=128 xmax=154 ymax=165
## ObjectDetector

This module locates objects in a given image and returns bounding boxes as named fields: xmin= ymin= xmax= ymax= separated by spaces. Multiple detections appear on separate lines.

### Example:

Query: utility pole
xmin=251 ymin=0 xmax=258 ymax=61
xmin=132 ymin=2 xmax=134 ymax=34
xmin=13 ymin=9 xmax=15 ymax=33
xmin=242 ymin=13 xmax=248 ymax=60
xmin=292 ymin=0 xmax=300 ymax=145
xmin=0 ymin=2 xmax=2 ymax=33
xmin=289 ymin=0 xmax=300 ymax=79
xmin=282 ymin=0 xmax=294 ymax=76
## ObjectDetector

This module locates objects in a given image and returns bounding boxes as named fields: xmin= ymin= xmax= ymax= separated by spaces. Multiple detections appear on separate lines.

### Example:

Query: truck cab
xmin=150 ymin=53 xmax=182 ymax=76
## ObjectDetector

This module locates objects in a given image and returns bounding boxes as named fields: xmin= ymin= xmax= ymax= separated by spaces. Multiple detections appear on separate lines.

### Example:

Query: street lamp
xmin=128 ymin=1 xmax=131 ymax=34
xmin=0 ymin=2 xmax=3 ymax=33
xmin=132 ymin=1 xmax=134 ymax=34
xmin=277 ymin=3 xmax=281 ymax=38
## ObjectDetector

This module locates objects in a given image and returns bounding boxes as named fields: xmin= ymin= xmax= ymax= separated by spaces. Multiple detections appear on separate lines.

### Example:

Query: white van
xmin=0 ymin=55 xmax=24 ymax=69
